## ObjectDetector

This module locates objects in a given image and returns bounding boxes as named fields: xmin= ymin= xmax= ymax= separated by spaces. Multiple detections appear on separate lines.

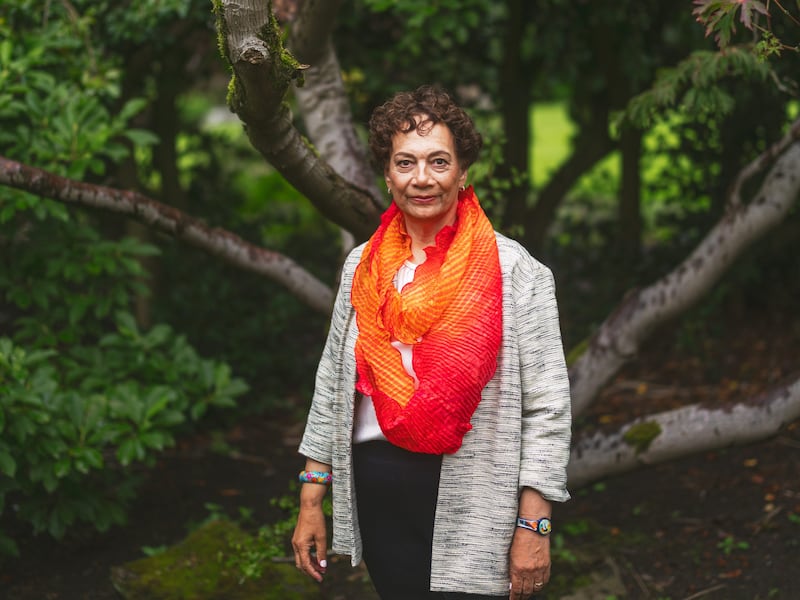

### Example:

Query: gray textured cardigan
xmin=299 ymin=232 xmax=572 ymax=596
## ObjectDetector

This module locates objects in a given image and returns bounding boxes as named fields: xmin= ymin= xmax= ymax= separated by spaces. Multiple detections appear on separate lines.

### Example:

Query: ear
xmin=459 ymin=169 xmax=468 ymax=188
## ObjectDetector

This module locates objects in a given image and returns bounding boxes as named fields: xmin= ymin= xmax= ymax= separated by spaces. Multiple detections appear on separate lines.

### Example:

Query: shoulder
xmin=341 ymin=243 xmax=368 ymax=279
xmin=494 ymin=232 xmax=553 ymax=281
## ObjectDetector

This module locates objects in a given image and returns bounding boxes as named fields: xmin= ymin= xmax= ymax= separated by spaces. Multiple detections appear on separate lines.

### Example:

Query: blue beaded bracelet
xmin=299 ymin=470 xmax=332 ymax=485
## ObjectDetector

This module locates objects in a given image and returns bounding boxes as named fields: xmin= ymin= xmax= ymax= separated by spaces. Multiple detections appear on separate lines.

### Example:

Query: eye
xmin=432 ymin=157 xmax=449 ymax=168
xmin=395 ymin=159 xmax=413 ymax=169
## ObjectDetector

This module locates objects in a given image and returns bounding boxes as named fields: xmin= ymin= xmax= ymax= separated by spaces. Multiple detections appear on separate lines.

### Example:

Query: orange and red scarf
xmin=351 ymin=186 xmax=502 ymax=454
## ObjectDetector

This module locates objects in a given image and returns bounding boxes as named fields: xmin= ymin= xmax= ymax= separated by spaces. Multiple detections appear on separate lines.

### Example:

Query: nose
xmin=412 ymin=162 xmax=431 ymax=186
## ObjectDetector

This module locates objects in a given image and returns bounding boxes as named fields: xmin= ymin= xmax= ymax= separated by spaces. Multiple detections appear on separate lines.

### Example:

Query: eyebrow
xmin=392 ymin=150 xmax=453 ymax=159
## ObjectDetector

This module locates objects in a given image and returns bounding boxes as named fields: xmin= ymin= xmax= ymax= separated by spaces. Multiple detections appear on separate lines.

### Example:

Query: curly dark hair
xmin=368 ymin=85 xmax=483 ymax=172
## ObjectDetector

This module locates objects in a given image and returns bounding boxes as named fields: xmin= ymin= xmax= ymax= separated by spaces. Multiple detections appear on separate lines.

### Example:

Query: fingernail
xmin=319 ymin=559 xmax=327 ymax=568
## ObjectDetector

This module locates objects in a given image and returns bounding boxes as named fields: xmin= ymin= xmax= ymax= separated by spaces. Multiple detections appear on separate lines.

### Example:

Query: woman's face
xmin=385 ymin=120 xmax=467 ymax=233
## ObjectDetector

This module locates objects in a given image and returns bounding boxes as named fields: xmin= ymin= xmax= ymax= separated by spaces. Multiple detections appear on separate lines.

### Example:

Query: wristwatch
xmin=516 ymin=516 xmax=552 ymax=536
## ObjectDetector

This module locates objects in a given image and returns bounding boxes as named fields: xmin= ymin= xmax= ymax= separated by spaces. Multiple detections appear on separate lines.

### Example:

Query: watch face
xmin=538 ymin=518 xmax=552 ymax=535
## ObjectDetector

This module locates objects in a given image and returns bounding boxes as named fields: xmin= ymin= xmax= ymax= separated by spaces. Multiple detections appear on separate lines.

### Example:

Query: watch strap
xmin=516 ymin=516 xmax=552 ymax=536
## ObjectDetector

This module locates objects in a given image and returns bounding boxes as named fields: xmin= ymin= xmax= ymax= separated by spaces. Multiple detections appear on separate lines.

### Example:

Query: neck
xmin=403 ymin=216 xmax=456 ymax=263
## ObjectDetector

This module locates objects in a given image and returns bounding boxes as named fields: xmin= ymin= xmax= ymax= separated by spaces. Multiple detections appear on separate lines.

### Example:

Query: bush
xmin=0 ymin=320 xmax=248 ymax=557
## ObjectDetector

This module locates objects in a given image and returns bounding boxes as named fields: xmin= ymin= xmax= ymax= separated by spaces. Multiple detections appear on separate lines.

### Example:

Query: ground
xmin=1 ymin=313 xmax=798 ymax=599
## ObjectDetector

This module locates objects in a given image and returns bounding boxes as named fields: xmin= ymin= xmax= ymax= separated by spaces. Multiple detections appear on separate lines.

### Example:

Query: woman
xmin=292 ymin=85 xmax=572 ymax=599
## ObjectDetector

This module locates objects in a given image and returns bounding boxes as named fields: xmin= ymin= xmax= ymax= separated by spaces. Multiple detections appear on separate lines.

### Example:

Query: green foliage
xmin=0 ymin=322 xmax=247 ymax=554
xmin=110 ymin=519 xmax=319 ymax=599
xmin=693 ymin=0 xmax=769 ymax=48
xmin=0 ymin=0 xmax=249 ymax=555
xmin=621 ymin=48 xmax=771 ymax=129
xmin=693 ymin=0 xmax=800 ymax=59
xmin=217 ymin=488 xmax=332 ymax=584
xmin=716 ymin=535 xmax=750 ymax=555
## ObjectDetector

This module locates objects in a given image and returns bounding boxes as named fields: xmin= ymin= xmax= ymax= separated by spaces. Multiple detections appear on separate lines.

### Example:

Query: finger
xmin=315 ymin=538 xmax=328 ymax=573
xmin=306 ymin=551 xmax=324 ymax=582
xmin=509 ymin=580 xmax=531 ymax=599
xmin=295 ymin=541 xmax=322 ymax=582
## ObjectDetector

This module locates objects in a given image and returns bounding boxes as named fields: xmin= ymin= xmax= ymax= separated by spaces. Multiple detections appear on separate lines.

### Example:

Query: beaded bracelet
xmin=298 ymin=470 xmax=332 ymax=485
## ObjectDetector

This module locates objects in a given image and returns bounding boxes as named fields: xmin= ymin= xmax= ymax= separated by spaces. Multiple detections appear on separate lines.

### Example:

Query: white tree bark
xmin=569 ymin=137 xmax=800 ymax=416
xmin=287 ymin=0 xmax=383 ymax=257
xmin=216 ymin=0 xmax=382 ymax=240
xmin=568 ymin=375 xmax=800 ymax=488
xmin=0 ymin=156 xmax=335 ymax=314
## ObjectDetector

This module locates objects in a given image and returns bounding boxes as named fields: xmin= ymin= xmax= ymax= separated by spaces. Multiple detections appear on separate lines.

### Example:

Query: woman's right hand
xmin=292 ymin=482 xmax=329 ymax=582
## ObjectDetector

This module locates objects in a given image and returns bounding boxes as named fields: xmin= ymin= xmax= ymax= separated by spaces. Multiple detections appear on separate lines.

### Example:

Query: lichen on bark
xmin=622 ymin=421 xmax=662 ymax=455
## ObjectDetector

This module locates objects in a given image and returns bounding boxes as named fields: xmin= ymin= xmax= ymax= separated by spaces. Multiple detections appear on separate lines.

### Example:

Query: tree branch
xmin=729 ymin=117 xmax=800 ymax=207
xmin=215 ymin=0 xmax=382 ymax=241
xmin=288 ymin=0 xmax=383 ymax=202
xmin=569 ymin=141 xmax=800 ymax=416
xmin=518 ymin=121 xmax=615 ymax=251
xmin=568 ymin=374 xmax=800 ymax=488
xmin=0 ymin=156 xmax=334 ymax=314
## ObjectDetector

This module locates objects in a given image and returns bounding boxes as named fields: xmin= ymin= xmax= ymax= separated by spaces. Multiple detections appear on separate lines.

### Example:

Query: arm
xmin=293 ymin=246 xmax=363 ymax=582
xmin=292 ymin=458 xmax=332 ymax=582
xmin=509 ymin=488 xmax=552 ymax=597
xmin=509 ymin=254 xmax=572 ymax=597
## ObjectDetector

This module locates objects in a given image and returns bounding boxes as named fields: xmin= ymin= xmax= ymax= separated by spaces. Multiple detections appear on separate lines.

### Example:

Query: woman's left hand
xmin=508 ymin=527 xmax=550 ymax=598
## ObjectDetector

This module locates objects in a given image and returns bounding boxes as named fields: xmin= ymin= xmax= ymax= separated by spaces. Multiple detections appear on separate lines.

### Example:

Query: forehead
xmin=391 ymin=122 xmax=456 ymax=156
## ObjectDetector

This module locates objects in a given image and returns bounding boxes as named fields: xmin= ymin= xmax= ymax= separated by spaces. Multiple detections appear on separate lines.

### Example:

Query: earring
xmin=459 ymin=185 xmax=466 ymax=192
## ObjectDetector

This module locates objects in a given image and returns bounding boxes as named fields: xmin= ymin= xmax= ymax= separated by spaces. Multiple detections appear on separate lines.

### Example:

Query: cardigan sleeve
xmin=513 ymin=254 xmax=572 ymax=502
xmin=298 ymin=251 xmax=360 ymax=465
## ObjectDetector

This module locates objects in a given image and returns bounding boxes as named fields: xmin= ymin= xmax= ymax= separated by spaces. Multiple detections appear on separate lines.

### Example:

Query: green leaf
xmin=140 ymin=431 xmax=171 ymax=451
xmin=117 ymin=438 xmax=145 ymax=466
xmin=0 ymin=533 xmax=19 ymax=558
xmin=190 ymin=402 xmax=207 ymax=421
xmin=117 ymin=97 xmax=148 ymax=122
xmin=54 ymin=457 xmax=72 ymax=478
xmin=0 ymin=451 xmax=16 ymax=477
xmin=124 ymin=128 xmax=160 ymax=147
xmin=152 ymin=409 xmax=185 ymax=428
xmin=73 ymin=447 xmax=103 ymax=473
xmin=115 ymin=311 xmax=139 ymax=337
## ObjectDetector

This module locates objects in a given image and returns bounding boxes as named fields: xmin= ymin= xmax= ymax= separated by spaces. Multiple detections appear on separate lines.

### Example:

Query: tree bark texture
xmin=290 ymin=9 xmax=382 ymax=201
xmin=569 ymin=140 xmax=800 ymax=416
xmin=0 ymin=156 xmax=334 ymax=314
xmin=215 ymin=0 xmax=382 ymax=241
xmin=287 ymin=0 xmax=381 ymax=258
xmin=568 ymin=375 xmax=800 ymax=488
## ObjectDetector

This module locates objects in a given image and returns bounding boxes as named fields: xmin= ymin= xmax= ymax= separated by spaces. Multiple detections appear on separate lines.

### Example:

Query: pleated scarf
xmin=351 ymin=186 xmax=502 ymax=454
